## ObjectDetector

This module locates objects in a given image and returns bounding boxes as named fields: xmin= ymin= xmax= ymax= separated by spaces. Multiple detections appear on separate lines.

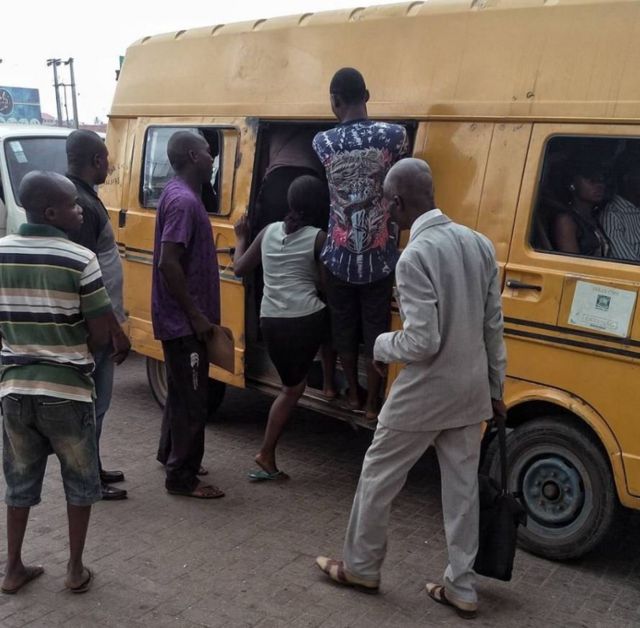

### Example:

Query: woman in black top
xmin=550 ymin=161 xmax=610 ymax=257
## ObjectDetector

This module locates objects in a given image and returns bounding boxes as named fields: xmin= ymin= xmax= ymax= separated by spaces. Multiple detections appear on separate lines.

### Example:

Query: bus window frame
xmin=528 ymin=132 xmax=640 ymax=268
xmin=139 ymin=124 xmax=239 ymax=217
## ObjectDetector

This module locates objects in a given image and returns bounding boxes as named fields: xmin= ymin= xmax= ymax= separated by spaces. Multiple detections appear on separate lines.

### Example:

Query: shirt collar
xmin=17 ymin=223 xmax=69 ymax=239
xmin=409 ymin=208 xmax=444 ymax=240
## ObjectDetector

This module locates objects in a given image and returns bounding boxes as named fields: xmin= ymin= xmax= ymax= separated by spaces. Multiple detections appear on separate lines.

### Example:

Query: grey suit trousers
xmin=343 ymin=422 xmax=482 ymax=604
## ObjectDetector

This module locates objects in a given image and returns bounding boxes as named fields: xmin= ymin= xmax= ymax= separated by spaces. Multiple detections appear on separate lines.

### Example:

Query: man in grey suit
xmin=316 ymin=158 xmax=506 ymax=620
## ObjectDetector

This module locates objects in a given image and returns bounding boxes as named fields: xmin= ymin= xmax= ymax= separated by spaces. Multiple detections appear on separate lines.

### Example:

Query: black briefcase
xmin=474 ymin=416 xmax=526 ymax=581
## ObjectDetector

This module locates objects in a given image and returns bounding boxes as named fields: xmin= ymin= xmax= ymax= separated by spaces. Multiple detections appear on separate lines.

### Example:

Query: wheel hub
xmin=522 ymin=457 xmax=584 ymax=525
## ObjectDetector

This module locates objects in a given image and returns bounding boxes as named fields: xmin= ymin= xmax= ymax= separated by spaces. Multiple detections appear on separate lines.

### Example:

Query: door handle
xmin=506 ymin=279 xmax=542 ymax=292
xmin=118 ymin=209 xmax=127 ymax=228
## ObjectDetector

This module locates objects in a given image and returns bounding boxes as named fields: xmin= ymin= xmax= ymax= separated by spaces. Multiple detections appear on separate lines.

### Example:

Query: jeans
xmin=2 ymin=394 xmax=101 ymax=507
xmin=93 ymin=343 xmax=115 ymax=470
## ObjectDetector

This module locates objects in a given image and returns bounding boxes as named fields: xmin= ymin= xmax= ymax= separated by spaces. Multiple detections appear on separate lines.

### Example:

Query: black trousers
xmin=156 ymin=335 xmax=209 ymax=492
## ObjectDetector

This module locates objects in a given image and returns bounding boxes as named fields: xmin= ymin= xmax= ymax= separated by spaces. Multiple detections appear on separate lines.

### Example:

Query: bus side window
xmin=140 ymin=126 xmax=221 ymax=213
xmin=530 ymin=136 xmax=640 ymax=264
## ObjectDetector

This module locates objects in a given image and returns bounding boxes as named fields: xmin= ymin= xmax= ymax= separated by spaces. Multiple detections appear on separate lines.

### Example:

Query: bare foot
xmin=322 ymin=387 xmax=338 ymax=400
xmin=255 ymin=452 xmax=279 ymax=475
xmin=365 ymin=400 xmax=379 ymax=421
xmin=345 ymin=385 xmax=367 ymax=412
xmin=1 ymin=564 xmax=44 ymax=594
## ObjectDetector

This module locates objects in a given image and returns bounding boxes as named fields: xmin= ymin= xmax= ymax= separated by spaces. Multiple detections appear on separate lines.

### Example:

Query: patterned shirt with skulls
xmin=313 ymin=119 xmax=409 ymax=284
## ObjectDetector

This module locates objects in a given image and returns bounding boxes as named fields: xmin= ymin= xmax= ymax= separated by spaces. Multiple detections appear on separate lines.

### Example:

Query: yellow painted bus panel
xmin=107 ymin=1 xmax=640 ymax=515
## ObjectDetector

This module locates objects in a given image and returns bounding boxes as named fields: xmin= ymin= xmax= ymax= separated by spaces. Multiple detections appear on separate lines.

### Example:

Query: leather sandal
xmin=426 ymin=582 xmax=477 ymax=619
xmin=315 ymin=556 xmax=379 ymax=593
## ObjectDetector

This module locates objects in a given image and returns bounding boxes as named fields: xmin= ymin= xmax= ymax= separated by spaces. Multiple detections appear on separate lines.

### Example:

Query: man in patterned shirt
xmin=0 ymin=172 xmax=113 ymax=595
xmin=313 ymin=67 xmax=408 ymax=420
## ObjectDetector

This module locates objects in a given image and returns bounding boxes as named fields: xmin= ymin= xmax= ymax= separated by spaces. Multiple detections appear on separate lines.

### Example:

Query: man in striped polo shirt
xmin=0 ymin=171 xmax=113 ymax=595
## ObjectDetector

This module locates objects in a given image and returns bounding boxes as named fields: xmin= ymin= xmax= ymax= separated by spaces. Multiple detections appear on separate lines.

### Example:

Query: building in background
xmin=0 ymin=87 xmax=42 ymax=124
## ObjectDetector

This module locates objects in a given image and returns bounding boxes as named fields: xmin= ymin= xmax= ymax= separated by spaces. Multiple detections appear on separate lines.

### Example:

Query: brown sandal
xmin=425 ymin=583 xmax=477 ymax=619
xmin=315 ymin=556 xmax=379 ymax=593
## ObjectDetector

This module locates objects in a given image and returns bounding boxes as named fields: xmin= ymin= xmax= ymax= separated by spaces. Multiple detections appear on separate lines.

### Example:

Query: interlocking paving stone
xmin=0 ymin=353 xmax=638 ymax=627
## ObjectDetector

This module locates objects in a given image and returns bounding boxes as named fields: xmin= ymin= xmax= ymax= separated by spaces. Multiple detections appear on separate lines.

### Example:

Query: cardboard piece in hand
xmin=206 ymin=325 xmax=235 ymax=373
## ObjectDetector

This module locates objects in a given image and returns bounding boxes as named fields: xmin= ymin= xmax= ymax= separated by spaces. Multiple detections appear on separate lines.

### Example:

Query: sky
xmin=1 ymin=0 xmax=396 ymax=124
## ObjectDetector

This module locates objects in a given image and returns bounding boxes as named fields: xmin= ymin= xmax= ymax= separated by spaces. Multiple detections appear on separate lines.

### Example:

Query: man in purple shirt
xmin=151 ymin=131 xmax=224 ymax=499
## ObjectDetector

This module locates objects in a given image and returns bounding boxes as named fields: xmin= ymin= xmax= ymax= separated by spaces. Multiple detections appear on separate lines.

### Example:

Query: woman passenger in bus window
xmin=233 ymin=176 xmax=331 ymax=481
xmin=550 ymin=159 xmax=611 ymax=257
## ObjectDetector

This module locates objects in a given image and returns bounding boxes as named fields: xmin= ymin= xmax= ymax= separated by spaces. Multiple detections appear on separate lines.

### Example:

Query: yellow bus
xmin=103 ymin=0 xmax=640 ymax=560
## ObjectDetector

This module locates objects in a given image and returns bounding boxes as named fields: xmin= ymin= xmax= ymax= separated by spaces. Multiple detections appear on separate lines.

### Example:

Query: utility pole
xmin=46 ymin=58 xmax=63 ymax=126
xmin=62 ymin=84 xmax=70 ymax=127
xmin=64 ymin=58 xmax=79 ymax=129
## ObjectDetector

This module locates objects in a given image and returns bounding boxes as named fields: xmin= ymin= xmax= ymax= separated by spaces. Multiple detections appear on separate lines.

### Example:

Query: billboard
xmin=0 ymin=87 xmax=42 ymax=125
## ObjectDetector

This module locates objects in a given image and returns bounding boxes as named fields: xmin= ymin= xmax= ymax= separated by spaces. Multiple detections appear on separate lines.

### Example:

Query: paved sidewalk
xmin=0 ymin=354 xmax=639 ymax=627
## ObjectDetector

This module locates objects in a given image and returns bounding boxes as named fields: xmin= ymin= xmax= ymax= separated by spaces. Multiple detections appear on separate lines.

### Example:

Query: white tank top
xmin=260 ymin=222 xmax=326 ymax=318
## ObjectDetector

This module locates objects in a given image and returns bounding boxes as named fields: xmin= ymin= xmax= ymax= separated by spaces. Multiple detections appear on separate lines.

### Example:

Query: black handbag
xmin=474 ymin=416 xmax=527 ymax=581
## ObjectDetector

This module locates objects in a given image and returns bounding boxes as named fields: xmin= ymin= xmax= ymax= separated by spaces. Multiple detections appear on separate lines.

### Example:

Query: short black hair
xmin=18 ymin=171 xmax=74 ymax=218
xmin=166 ymin=130 xmax=207 ymax=172
xmin=285 ymin=175 xmax=329 ymax=230
xmin=329 ymin=67 xmax=367 ymax=105
xmin=66 ymin=130 xmax=106 ymax=169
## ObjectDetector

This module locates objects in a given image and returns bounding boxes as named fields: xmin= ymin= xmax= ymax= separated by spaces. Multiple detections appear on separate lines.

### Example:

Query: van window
xmin=531 ymin=136 xmax=640 ymax=264
xmin=4 ymin=137 xmax=68 ymax=205
xmin=141 ymin=126 xmax=221 ymax=213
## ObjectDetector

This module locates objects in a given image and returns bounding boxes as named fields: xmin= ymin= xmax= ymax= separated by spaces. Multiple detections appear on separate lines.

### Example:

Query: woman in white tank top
xmin=234 ymin=176 xmax=334 ymax=481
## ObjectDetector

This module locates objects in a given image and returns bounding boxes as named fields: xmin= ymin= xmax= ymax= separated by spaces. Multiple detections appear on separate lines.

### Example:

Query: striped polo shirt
xmin=601 ymin=195 xmax=640 ymax=262
xmin=0 ymin=223 xmax=112 ymax=402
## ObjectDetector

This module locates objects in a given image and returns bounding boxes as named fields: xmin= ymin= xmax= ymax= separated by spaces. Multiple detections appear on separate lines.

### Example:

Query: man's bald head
xmin=18 ymin=171 xmax=83 ymax=232
xmin=383 ymin=158 xmax=436 ymax=230
xmin=384 ymin=158 xmax=434 ymax=203
xmin=167 ymin=131 xmax=208 ymax=172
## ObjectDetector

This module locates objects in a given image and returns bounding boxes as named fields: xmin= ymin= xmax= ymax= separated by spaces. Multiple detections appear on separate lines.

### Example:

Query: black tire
xmin=145 ymin=356 xmax=226 ymax=423
xmin=485 ymin=417 xmax=618 ymax=561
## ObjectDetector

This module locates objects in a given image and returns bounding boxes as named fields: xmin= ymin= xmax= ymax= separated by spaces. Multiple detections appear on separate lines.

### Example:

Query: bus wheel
xmin=145 ymin=357 xmax=226 ymax=422
xmin=486 ymin=417 xmax=618 ymax=561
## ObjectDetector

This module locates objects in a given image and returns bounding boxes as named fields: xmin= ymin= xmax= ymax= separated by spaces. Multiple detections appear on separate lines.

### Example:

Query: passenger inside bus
xmin=548 ymin=158 xmax=610 ymax=257
xmin=601 ymin=155 xmax=640 ymax=262
xmin=530 ymin=137 xmax=640 ymax=262
xmin=251 ymin=126 xmax=324 ymax=236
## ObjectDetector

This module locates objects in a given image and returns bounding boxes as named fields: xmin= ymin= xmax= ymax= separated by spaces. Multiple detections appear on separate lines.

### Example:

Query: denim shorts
xmin=2 ymin=394 xmax=101 ymax=507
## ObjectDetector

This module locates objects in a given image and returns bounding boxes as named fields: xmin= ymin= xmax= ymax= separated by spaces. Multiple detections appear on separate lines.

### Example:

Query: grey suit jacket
xmin=374 ymin=209 xmax=506 ymax=432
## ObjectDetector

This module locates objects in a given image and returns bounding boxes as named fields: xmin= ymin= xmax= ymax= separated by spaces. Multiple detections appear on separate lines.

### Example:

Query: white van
xmin=0 ymin=125 xmax=72 ymax=235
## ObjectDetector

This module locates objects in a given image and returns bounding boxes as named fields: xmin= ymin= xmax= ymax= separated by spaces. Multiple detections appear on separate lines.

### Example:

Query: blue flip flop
xmin=248 ymin=469 xmax=289 ymax=482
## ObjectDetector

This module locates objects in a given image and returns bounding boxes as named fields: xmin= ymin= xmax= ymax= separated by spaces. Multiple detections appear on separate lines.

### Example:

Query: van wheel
xmin=485 ymin=417 xmax=617 ymax=560
xmin=145 ymin=357 xmax=226 ymax=422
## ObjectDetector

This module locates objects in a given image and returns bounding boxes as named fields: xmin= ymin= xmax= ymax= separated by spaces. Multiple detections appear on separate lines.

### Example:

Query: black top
xmin=66 ymin=174 xmax=109 ymax=253
xmin=555 ymin=207 xmax=610 ymax=257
